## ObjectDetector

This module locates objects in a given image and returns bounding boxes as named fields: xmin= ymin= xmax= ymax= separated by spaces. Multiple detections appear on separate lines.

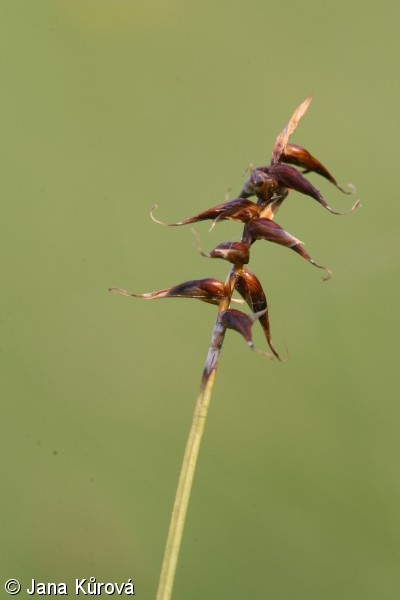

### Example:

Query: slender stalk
xmin=155 ymin=267 xmax=237 ymax=600
xmin=112 ymin=97 xmax=352 ymax=600
xmin=154 ymin=356 xmax=218 ymax=600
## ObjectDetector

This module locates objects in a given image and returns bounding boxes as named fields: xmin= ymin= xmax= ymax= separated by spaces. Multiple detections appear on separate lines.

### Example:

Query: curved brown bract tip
xmin=325 ymin=198 xmax=361 ymax=216
xmin=290 ymin=243 xmax=332 ymax=280
xmin=250 ymin=345 xmax=275 ymax=360
xmin=321 ymin=266 xmax=333 ymax=282
xmin=311 ymin=262 xmax=333 ymax=281
xmin=150 ymin=205 xmax=177 ymax=226
xmin=335 ymin=182 xmax=356 ymax=195
xmin=109 ymin=287 xmax=143 ymax=297
xmin=191 ymin=228 xmax=211 ymax=258
xmin=343 ymin=182 xmax=356 ymax=194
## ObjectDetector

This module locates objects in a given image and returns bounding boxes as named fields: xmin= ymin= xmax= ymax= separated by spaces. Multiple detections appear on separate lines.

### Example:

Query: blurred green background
xmin=1 ymin=1 xmax=399 ymax=598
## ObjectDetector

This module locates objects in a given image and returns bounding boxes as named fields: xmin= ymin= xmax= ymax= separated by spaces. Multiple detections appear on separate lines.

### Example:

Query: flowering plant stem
xmin=109 ymin=98 xmax=358 ymax=600
xmin=155 ymin=268 xmax=236 ymax=600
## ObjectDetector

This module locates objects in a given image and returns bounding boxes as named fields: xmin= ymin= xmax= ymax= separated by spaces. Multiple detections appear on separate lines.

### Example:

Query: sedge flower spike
xmin=110 ymin=98 xmax=359 ymax=600
xmin=111 ymin=97 xmax=359 ymax=355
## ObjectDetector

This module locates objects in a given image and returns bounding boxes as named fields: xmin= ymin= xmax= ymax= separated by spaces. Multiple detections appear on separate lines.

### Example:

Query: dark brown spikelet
xmin=109 ymin=278 xmax=227 ymax=305
xmin=205 ymin=241 xmax=250 ymax=265
xmin=280 ymin=143 xmax=352 ymax=194
xmin=266 ymin=164 xmax=359 ymax=215
xmin=219 ymin=308 xmax=273 ymax=359
xmin=151 ymin=198 xmax=260 ymax=227
xmin=240 ymin=169 xmax=279 ymax=201
xmin=245 ymin=216 xmax=302 ymax=246
xmin=235 ymin=269 xmax=281 ymax=360
xmin=245 ymin=217 xmax=332 ymax=280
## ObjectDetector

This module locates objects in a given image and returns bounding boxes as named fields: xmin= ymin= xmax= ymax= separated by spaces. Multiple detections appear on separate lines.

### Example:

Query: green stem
xmin=155 ymin=269 xmax=237 ymax=600
xmin=155 ymin=327 xmax=224 ymax=600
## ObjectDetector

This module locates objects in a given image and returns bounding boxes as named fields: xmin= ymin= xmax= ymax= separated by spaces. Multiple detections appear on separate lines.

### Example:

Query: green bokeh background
xmin=1 ymin=1 xmax=399 ymax=598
